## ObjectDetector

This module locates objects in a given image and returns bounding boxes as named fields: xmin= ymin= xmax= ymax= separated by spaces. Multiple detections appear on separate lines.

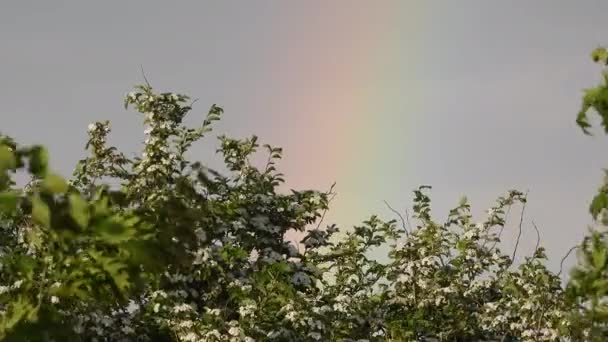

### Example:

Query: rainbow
xmin=261 ymin=3 xmax=429 ymax=232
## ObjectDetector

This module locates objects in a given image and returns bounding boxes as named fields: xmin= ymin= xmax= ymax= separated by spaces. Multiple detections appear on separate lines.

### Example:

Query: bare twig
xmin=531 ymin=220 xmax=541 ymax=255
xmin=510 ymin=191 xmax=529 ymax=264
xmin=314 ymin=205 xmax=331 ymax=232
xmin=383 ymin=200 xmax=409 ymax=237
xmin=189 ymin=98 xmax=200 ymax=108
xmin=140 ymin=65 xmax=152 ymax=88
xmin=404 ymin=208 xmax=413 ymax=232
xmin=314 ymin=182 xmax=337 ymax=231
xmin=558 ymin=245 xmax=580 ymax=277
xmin=327 ymin=182 xmax=336 ymax=197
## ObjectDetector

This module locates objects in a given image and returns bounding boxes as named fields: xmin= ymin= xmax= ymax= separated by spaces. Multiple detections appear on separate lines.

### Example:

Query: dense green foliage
xmin=0 ymin=48 xmax=607 ymax=340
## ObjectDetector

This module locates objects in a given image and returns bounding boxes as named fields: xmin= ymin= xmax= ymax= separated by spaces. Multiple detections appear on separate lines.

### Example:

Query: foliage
xmin=0 ymin=48 xmax=607 ymax=341
xmin=567 ymin=46 xmax=608 ymax=341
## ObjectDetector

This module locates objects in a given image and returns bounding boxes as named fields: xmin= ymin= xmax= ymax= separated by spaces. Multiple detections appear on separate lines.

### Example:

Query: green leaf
xmin=43 ymin=173 xmax=68 ymax=193
xmin=0 ymin=145 xmax=15 ymax=172
xmin=13 ymin=255 xmax=37 ymax=280
xmin=68 ymin=193 xmax=89 ymax=228
xmin=123 ymin=240 xmax=162 ymax=272
xmin=95 ymin=217 xmax=136 ymax=243
xmin=590 ymin=191 xmax=608 ymax=219
xmin=93 ymin=195 xmax=110 ymax=216
xmin=593 ymin=248 xmax=607 ymax=269
xmin=25 ymin=227 xmax=44 ymax=249
xmin=31 ymin=196 xmax=51 ymax=228
xmin=28 ymin=146 xmax=48 ymax=177
xmin=0 ymin=295 xmax=39 ymax=337
xmin=0 ymin=191 xmax=18 ymax=214
xmin=592 ymin=47 xmax=608 ymax=64
xmin=87 ymin=251 xmax=130 ymax=297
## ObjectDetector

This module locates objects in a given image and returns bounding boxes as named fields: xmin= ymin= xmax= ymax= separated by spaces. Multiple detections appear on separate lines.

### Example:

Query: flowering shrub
xmin=0 ymin=48 xmax=607 ymax=341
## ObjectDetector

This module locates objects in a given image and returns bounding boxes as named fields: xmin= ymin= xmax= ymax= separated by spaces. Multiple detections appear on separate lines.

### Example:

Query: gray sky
xmin=2 ymin=1 xmax=608 ymax=276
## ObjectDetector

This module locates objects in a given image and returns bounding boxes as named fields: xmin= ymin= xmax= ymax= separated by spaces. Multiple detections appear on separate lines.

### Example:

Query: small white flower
xmin=122 ymin=326 xmax=135 ymax=334
xmin=485 ymin=302 xmax=498 ymax=311
xmin=522 ymin=302 xmax=535 ymax=311
xmin=182 ymin=332 xmax=198 ymax=342
xmin=309 ymin=193 xmax=322 ymax=205
xmin=239 ymin=303 xmax=256 ymax=317
xmin=522 ymin=283 xmax=534 ymax=294
xmin=522 ymin=330 xmax=534 ymax=338
xmin=228 ymin=326 xmax=240 ymax=336
xmin=151 ymin=290 xmax=168 ymax=299
xmin=87 ymin=123 xmax=96 ymax=132
xmin=308 ymin=332 xmax=322 ymax=340
xmin=285 ymin=311 xmax=297 ymax=322
xmin=333 ymin=302 xmax=346 ymax=312
xmin=205 ymin=330 xmax=221 ymax=338
xmin=173 ymin=303 xmax=192 ymax=313
xmin=463 ymin=230 xmax=476 ymax=240
xmin=207 ymin=308 xmax=221 ymax=316
xmin=178 ymin=320 xmax=194 ymax=328
xmin=50 ymin=296 xmax=59 ymax=304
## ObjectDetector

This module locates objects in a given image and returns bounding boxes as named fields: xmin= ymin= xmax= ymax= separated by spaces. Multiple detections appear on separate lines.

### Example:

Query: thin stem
xmin=558 ymin=245 xmax=580 ymax=277
xmin=404 ymin=208 xmax=413 ymax=232
xmin=531 ymin=220 xmax=541 ymax=255
xmin=510 ymin=191 xmax=528 ymax=265
xmin=383 ymin=200 xmax=410 ymax=237
xmin=140 ymin=65 xmax=152 ymax=88
xmin=314 ymin=182 xmax=337 ymax=231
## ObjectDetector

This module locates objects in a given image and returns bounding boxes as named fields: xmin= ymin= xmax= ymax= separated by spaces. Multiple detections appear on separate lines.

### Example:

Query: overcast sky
xmin=2 ymin=1 xmax=608 ymax=276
